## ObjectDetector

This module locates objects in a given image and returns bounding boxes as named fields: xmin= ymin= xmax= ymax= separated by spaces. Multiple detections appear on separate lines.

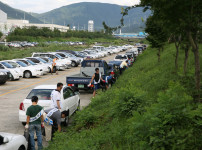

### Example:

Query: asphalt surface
xmin=0 ymin=52 xmax=125 ymax=147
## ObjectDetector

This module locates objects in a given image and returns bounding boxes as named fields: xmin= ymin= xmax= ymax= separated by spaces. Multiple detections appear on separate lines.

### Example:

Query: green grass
xmin=45 ymin=43 xmax=202 ymax=150
xmin=0 ymin=37 xmax=128 ymax=61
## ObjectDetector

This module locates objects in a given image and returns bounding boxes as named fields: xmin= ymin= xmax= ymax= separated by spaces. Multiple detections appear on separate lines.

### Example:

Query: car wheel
xmin=24 ymin=71 xmax=32 ymax=78
xmin=63 ymin=115 xmax=69 ymax=127
xmin=10 ymin=75 xmax=15 ymax=81
xmin=48 ymin=67 xmax=51 ymax=73
xmin=18 ymin=145 xmax=25 ymax=150
xmin=0 ymin=81 xmax=6 ymax=84
xmin=22 ymin=122 xmax=26 ymax=126
xmin=71 ymin=61 xmax=76 ymax=67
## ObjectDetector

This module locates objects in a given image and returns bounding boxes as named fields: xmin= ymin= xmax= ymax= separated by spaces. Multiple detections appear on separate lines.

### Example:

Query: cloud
xmin=0 ymin=0 xmax=140 ymax=13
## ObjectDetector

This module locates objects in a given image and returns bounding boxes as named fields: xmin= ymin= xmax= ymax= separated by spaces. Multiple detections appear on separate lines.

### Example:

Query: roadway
xmin=0 ymin=52 xmax=124 ymax=136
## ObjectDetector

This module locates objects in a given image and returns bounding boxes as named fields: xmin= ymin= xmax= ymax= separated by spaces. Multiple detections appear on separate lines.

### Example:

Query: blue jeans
xmin=29 ymin=124 xmax=43 ymax=150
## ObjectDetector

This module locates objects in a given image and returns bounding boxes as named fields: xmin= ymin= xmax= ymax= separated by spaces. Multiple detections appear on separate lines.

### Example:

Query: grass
xmin=44 ymin=43 xmax=202 ymax=150
xmin=0 ymin=37 xmax=130 ymax=61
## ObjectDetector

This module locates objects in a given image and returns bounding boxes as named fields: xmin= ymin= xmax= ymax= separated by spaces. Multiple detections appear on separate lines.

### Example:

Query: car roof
xmin=34 ymin=85 xmax=57 ymax=89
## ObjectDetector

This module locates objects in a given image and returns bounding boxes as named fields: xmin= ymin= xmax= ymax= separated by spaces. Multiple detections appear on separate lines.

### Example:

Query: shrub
xmin=0 ymin=45 xmax=9 ymax=51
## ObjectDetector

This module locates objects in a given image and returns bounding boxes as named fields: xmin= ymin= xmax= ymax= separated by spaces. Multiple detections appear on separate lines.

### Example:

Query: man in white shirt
xmin=47 ymin=83 xmax=63 ymax=132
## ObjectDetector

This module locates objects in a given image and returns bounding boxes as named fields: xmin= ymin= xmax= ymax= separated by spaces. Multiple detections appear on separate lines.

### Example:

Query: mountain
xmin=0 ymin=1 xmax=42 ymax=23
xmin=34 ymin=2 xmax=150 ymax=32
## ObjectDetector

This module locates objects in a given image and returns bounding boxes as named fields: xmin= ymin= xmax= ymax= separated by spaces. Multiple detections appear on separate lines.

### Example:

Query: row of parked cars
xmin=45 ymin=41 xmax=85 ymax=46
xmin=7 ymin=42 xmax=38 ymax=48
xmin=0 ymin=45 xmax=138 ymax=85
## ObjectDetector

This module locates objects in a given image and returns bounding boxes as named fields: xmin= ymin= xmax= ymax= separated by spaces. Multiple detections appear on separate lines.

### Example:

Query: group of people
xmin=25 ymin=83 xmax=65 ymax=150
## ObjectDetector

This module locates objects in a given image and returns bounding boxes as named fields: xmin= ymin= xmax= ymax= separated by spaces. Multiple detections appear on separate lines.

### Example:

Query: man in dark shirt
xmin=25 ymin=96 xmax=44 ymax=150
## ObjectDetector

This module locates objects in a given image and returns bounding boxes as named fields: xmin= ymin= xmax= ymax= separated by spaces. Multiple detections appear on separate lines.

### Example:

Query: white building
xmin=0 ymin=10 xmax=69 ymax=34
xmin=88 ymin=20 xmax=94 ymax=32
xmin=0 ymin=9 xmax=7 ymax=23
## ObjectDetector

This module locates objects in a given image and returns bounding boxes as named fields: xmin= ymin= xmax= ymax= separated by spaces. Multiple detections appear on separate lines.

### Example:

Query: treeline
xmin=140 ymin=0 xmax=202 ymax=101
xmin=7 ymin=26 xmax=113 ymax=41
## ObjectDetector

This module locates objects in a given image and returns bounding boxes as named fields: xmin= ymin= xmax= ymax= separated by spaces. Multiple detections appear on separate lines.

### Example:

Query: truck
xmin=66 ymin=60 xmax=114 ymax=91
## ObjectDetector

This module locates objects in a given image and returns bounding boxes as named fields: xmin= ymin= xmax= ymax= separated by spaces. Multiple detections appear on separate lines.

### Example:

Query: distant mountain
xmin=34 ymin=2 xmax=151 ymax=32
xmin=0 ymin=1 xmax=42 ymax=23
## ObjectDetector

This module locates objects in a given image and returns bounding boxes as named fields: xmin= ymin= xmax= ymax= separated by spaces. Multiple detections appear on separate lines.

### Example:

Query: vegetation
xmin=7 ymin=27 xmax=114 ymax=42
xmin=0 ymin=44 xmax=88 ymax=61
xmin=33 ymin=2 xmax=150 ymax=32
xmin=0 ymin=31 xmax=3 ymax=38
xmin=45 ymin=44 xmax=202 ymax=150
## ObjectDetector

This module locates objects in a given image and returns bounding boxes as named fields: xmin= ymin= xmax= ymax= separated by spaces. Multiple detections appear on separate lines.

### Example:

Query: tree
xmin=145 ymin=15 xmax=168 ymax=62
xmin=140 ymin=0 xmax=202 ymax=101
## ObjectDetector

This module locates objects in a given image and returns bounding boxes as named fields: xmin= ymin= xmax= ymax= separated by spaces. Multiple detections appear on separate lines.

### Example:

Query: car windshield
xmin=7 ymin=62 xmax=18 ymax=68
xmin=16 ymin=61 xmax=28 ymax=67
xmin=26 ymin=89 xmax=53 ymax=100
xmin=47 ymin=58 xmax=53 ymax=62
xmin=55 ymin=54 xmax=64 ymax=59
xmin=26 ymin=59 xmax=37 ymax=65
xmin=40 ymin=58 xmax=49 ymax=62
xmin=37 ymin=58 xmax=47 ymax=63
xmin=115 ymin=55 xmax=127 ymax=59
xmin=1 ymin=62 xmax=14 ymax=68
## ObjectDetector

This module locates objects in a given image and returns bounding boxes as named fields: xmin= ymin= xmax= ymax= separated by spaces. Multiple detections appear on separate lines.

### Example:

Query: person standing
xmin=25 ymin=96 xmax=44 ymax=150
xmin=89 ymin=68 xmax=105 ymax=98
xmin=49 ymin=82 xmax=64 ymax=132
xmin=52 ymin=57 xmax=58 ymax=75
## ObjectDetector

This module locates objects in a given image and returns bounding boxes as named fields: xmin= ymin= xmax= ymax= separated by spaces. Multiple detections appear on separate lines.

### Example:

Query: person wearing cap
xmin=89 ymin=68 xmax=105 ymax=98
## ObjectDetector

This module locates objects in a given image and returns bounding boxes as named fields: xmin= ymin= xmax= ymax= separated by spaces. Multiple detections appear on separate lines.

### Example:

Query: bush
xmin=0 ymin=45 xmax=9 ymax=51
xmin=0 ymin=32 xmax=3 ymax=37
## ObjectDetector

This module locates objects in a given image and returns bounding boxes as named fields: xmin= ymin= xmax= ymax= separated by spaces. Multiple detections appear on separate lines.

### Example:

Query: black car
xmin=0 ymin=69 xmax=12 ymax=81
xmin=0 ymin=70 xmax=8 ymax=84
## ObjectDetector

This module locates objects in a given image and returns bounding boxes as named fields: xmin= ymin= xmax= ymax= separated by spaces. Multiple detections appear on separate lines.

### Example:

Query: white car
xmin=19 ymin=85 xmax=80 ymax=125
xmin=0 ymin=132 xmax=28 ymax=150
xmin=17 ymin=59 xmax=48 ymax=75
xmin=0 ymin=62 xmax=21 ymax=80
xmin=13 ymin=60 xmax=43 ymax=78
xmin=26 ymin=57 xmax=52 ymax=73
xmin=114 ymin=54 xmax=129 ymax=62
xmin=40 ymin=57 xmax=66 ymax=71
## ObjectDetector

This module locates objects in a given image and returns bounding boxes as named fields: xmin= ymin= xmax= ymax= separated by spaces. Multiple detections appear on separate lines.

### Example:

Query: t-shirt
xmin=51 ymin=90 xmax=62 ymax=109
xmin=26 ymin=105 xmax=43 ymax=125
xmin=120 ymin=61 xmax=128 ymax=68
xmin=45 ymin=108 xmax=61 ymax=125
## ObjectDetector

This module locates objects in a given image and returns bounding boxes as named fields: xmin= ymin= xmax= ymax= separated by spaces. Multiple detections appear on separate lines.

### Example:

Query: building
xmin=0 ymin=10 xmax=69 ymax=34
xmin=88 ymin=20 xmax=94 ymax=32
xmin=0 ymin=9 xmax=7 ymax=23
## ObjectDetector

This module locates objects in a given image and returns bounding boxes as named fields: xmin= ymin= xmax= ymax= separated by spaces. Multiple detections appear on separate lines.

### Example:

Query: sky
xmin=0 ymin=0 xmax=140 ymax=13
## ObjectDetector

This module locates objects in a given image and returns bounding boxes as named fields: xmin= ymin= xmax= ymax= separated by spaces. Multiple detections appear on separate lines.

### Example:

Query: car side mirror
xmin=3 ymin=137 xmax=9 ymax=144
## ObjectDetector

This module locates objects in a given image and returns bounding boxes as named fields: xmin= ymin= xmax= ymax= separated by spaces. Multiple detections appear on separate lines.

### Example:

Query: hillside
xmin=45 ymin=44 xmax=202 ymax=150
xmin=34 ymin=2 xmax=150 ymax=32
xmin=0 ymin=1 xmax=42 ymax=23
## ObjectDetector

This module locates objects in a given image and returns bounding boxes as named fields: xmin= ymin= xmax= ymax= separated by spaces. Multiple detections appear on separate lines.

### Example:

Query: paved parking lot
xmin=0 ymin=52 xmax=124 ymax=136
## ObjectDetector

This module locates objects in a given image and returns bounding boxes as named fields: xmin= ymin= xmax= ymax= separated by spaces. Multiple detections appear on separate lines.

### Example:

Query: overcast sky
xmin=0 ymin=0 xmax=140 ymax=13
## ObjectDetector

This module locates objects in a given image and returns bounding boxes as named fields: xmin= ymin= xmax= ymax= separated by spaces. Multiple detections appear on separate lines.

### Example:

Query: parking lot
xmin=0 ymin=52 xmax=124 ymax=136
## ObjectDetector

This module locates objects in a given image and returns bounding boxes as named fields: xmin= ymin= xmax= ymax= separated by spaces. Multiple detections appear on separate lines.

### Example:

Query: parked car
xmin=0 ymin=62 xmax=21 ymax=80
xmin=114 ymin=55 xmax=129 ymax=62
xmin=0 ymin=69 xmax=12 ymax=82
xmin=0 ymin=132 xmax=28 ymax=150
xmin=56 ymin=52 xmax=81 ymax=67
xmin=0 ymin=70 xmax=8 ymax=84
xmin=66 ymin=60 xmax=114 ymax=91
xmin=16 ymin=59 xmax=48 ymax=75
xmin=19 ymin=85 xmax=80 ymax=126
xmin=13 ymin=60 xmax=43 ymax=78
xmin=26 ymin=57 xmax=52 ymax=73
xmin=32 ymin=53 xmax=71 ymax=69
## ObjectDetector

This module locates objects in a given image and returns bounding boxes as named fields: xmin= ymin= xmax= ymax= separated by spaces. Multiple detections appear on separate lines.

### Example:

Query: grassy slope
xmin=46 ymin=44 xmax=202 ymax=150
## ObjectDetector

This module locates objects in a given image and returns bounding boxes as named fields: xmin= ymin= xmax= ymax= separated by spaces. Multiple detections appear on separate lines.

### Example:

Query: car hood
xmin=0 ymin=132 xmax=22 ymax=141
